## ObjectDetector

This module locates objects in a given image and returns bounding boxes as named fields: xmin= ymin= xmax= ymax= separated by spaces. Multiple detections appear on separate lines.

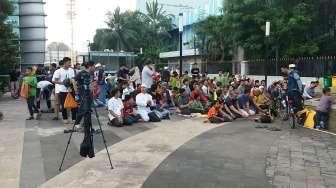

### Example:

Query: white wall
xmin=208 ymin=74 xmax=320 ymax=87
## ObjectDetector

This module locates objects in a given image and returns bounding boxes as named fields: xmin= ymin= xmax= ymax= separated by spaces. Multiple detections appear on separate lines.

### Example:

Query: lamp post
xmin=265 ymin=21 xmax=270 ymax=86
xmin=87 ymin=40 xmax=91 ymax=62
xmin=179 ymin=13 xmax=183 ymax=77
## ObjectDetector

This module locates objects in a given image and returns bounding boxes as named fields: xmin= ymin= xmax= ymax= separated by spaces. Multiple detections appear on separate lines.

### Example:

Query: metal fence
xmin=247 ymin=56 xmax=336 ymax=77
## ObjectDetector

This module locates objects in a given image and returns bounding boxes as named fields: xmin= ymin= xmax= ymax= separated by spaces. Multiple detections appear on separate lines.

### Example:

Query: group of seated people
xmin=104 ymin=71 xmax=277 ymax=127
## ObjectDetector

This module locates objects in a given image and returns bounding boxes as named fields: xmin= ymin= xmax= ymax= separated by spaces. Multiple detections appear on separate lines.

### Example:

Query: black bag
xmin=63 ymin=78 xmax=71 ymax=88
xmin=148 ymin=112 xmax=161 ymax=122
xmin=80 ymin=129 xmax=95 ymax=158
xmin=260 ymin=115 xmax=272 ymax=123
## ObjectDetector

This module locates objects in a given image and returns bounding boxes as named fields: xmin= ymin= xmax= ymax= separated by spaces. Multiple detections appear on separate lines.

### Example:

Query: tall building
xmin=137 ymin=0 xmax=222 ymax=49
xmin=7 ymin=0 xmax=20 ymax=37
xmin=19 ymin=0 xmax=47 ymax=67
xmin=136 ymin=0 xmax=223 ymax=72
xmin=6 ymin=0 xmax=21 ymax=67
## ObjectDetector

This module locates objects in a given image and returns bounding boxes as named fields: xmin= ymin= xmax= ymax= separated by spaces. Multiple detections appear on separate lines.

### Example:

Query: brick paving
xmin=266 ymin=128 xmax=336 ymax=188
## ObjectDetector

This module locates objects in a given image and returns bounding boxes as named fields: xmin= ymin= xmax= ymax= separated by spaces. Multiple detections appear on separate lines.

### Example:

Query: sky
xmin=45 ymin=0 xmax=136 ymax=52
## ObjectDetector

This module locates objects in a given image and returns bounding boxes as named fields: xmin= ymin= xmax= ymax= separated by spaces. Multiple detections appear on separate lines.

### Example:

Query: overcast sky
xmin=45 ymin=0 xmax=136 ymax=52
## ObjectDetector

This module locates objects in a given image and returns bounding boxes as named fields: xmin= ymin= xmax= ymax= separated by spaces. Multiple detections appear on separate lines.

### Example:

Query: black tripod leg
xmin=93 ymin=107 xmax=114 ymax=169
xmin=58 ymin=123 xmax=76 ymax=171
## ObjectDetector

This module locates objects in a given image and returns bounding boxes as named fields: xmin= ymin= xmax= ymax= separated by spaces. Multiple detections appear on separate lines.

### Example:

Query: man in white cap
xmin=281 ymin=64 xmax=303 ymax=112
xmin=136 ymin=84 xmax=154 ymax=122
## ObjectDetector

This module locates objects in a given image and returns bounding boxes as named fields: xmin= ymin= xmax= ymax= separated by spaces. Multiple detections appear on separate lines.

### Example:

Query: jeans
xmin=10 ymin=81 xmax=19 ymax=98
xmin=123 ymin=114 xmax=142 ymax=125
xmin=27 ymin=96 xmax=38 ymax=117
xmin=98 ymin=84 xmax=107 ymax=105
xmin=316 ymin=111 xmax=329 ymax=129
xmin=59 ymin=92 xmax=78 ymax=121
xmin=36 ymin=89 xmax=52 ymax=110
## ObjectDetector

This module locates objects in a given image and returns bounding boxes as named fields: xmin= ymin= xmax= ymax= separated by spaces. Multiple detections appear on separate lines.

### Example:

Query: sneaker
xmin=74 ymin=124 xmax=84 ymax=132
xmin=62 ymin=119 xmax=69 ymax=124
xmin=26 ymin=116 xmax=34 ymax=120
xmin=36 ymin=113 xmax=42 ymax=120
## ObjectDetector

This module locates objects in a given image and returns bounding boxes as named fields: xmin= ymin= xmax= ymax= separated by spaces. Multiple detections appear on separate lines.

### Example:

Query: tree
xmin=91 ymin=2 xmax=175 ymax=67
xmin=47 ymin=42 xmax=70 ymax=51
xmin=0 ymin=0 xmax=19 ymax=74
xmin=104 ymin=7 xmax=138 ymax=51
xmin=196 ymin=0 xmax=325 ymax=60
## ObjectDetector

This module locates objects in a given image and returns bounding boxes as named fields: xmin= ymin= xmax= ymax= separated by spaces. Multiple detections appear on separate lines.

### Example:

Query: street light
xmin=179 ymin=13 xmax=183 ymax=77
xmin=87 ymin=40 xmax=91 ymax=62
xmin=265 ymin=21 xmax=270 ymax=86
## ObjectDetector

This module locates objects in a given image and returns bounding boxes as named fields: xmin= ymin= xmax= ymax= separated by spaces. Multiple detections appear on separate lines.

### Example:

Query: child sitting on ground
xmin=316 ymin=87 xmax=335 ymax=130
xmin=122 ymin=94 xmax=142 ymax=125
xmin=207 ymin=100 xmax=232 ymax=123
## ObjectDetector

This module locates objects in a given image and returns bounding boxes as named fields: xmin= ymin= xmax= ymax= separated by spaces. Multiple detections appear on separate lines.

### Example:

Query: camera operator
xmin=74 ymin=61 xmax=96 ymax=158
xmin=52 ymin=57 xmax=77 ymax=124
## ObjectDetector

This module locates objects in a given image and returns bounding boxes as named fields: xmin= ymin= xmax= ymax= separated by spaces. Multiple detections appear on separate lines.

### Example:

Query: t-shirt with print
xmin=107 ymin=97 xmax=124 ymax=120
xmin=52 ymin=68 xmax=75 ymax=93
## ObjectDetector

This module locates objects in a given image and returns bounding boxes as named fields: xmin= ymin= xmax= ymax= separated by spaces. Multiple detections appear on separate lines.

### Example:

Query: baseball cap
xmin=95 ymin=63 xmax=102 ymax=68
xmin=289 ymin=64 xmax=296 ymax=68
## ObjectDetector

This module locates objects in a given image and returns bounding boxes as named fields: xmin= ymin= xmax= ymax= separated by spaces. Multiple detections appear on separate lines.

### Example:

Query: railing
xmin=247 ymin=56 xmax=336 ymax=77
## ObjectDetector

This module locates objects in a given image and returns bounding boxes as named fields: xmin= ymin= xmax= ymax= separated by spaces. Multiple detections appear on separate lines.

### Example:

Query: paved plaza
xmin=0 ymin=98 xmax=336 ymax=188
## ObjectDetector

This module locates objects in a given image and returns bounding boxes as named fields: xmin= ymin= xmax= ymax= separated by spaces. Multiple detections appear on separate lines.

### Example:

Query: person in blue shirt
xmin=237 ymin=88 xmax=256 ymax=116
xmin=281 ymin=64 xmax=304 ymax=112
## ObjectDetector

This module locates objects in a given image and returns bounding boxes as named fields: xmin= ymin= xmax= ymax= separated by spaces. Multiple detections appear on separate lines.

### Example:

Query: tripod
xmin=58 ymin=105 xmax=113 ymax=171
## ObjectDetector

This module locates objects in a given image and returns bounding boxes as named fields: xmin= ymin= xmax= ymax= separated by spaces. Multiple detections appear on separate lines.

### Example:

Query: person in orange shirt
xmin=208 ymin=100 xmax=232 ymax=123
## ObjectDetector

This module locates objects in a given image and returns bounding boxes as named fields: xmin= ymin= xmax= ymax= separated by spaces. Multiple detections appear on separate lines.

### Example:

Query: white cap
xmin=289 ymin=64 xmax=296 ymax=68
xmin=95 ymin=63 xmax=102 ymax=68
xmin=141 ymin=84 xmax=147 ymax=88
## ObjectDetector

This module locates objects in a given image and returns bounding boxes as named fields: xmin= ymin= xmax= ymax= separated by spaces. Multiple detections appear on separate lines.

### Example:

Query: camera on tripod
xmin=59 ymin=61 xmax=113 ymax=171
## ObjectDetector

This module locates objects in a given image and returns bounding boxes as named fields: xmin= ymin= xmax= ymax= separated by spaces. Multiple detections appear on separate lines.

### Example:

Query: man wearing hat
xmin=135 ymin=84 xmax=155 ymax=122
xmin=281 ymin=64 xmax=303 ymax=112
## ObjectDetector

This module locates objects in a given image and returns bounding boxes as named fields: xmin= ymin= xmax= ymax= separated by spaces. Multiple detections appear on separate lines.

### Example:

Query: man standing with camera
xmin=52 ymin=57 xmax=77 ymax=124
xmin=74 ymin=61 xmax=96 ymax=158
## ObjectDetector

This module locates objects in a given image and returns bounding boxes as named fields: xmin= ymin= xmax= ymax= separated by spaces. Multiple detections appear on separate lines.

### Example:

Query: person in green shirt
xmin=170 ymin=71 xmax=180 ymax=89
xmin=217 ymin=70 xmax=230 ymax=87
xmin=23 ymin=67 xmax=39 ymax=120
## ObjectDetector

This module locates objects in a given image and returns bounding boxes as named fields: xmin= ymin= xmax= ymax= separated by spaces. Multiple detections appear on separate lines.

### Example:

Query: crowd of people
xmin=10 ymin=57 xmax=334 ymax=130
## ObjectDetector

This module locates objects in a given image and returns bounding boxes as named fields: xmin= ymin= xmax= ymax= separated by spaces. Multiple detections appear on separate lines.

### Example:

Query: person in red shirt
xmin=123 ymin=94 xmax=142 ymax=125
xmin=190 ymin=84 xmax=210 ymax=111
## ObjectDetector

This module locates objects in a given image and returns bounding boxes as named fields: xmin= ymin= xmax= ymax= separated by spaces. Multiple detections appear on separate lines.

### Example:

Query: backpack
xmin=148 ymin=112 xmax=161 ymax=122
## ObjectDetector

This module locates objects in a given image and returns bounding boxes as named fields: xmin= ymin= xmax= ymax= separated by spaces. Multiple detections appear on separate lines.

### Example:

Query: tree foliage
xmin=0 ymin=0 xmax=19 ymax=74
xmin=47 ymin=42 xmax=70 ymax=51
xmin=91 ymin=0 xmax=175 ymax=66
xmin=196 ymin=0 xmax=330 ymax=60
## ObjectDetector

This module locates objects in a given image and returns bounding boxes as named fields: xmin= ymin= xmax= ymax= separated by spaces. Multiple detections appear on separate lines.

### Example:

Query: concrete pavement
xmin=1 ymin=98 xmax=336 ymax=188
xmin=0 ymin=98 xmax=26 ymax=188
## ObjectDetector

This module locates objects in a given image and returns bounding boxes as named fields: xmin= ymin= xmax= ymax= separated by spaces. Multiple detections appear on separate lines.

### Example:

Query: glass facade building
xmin=136 ymin=0 xmax=223 ymax=49
xmin=7 ymin=1 xmax=20 ymax=37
